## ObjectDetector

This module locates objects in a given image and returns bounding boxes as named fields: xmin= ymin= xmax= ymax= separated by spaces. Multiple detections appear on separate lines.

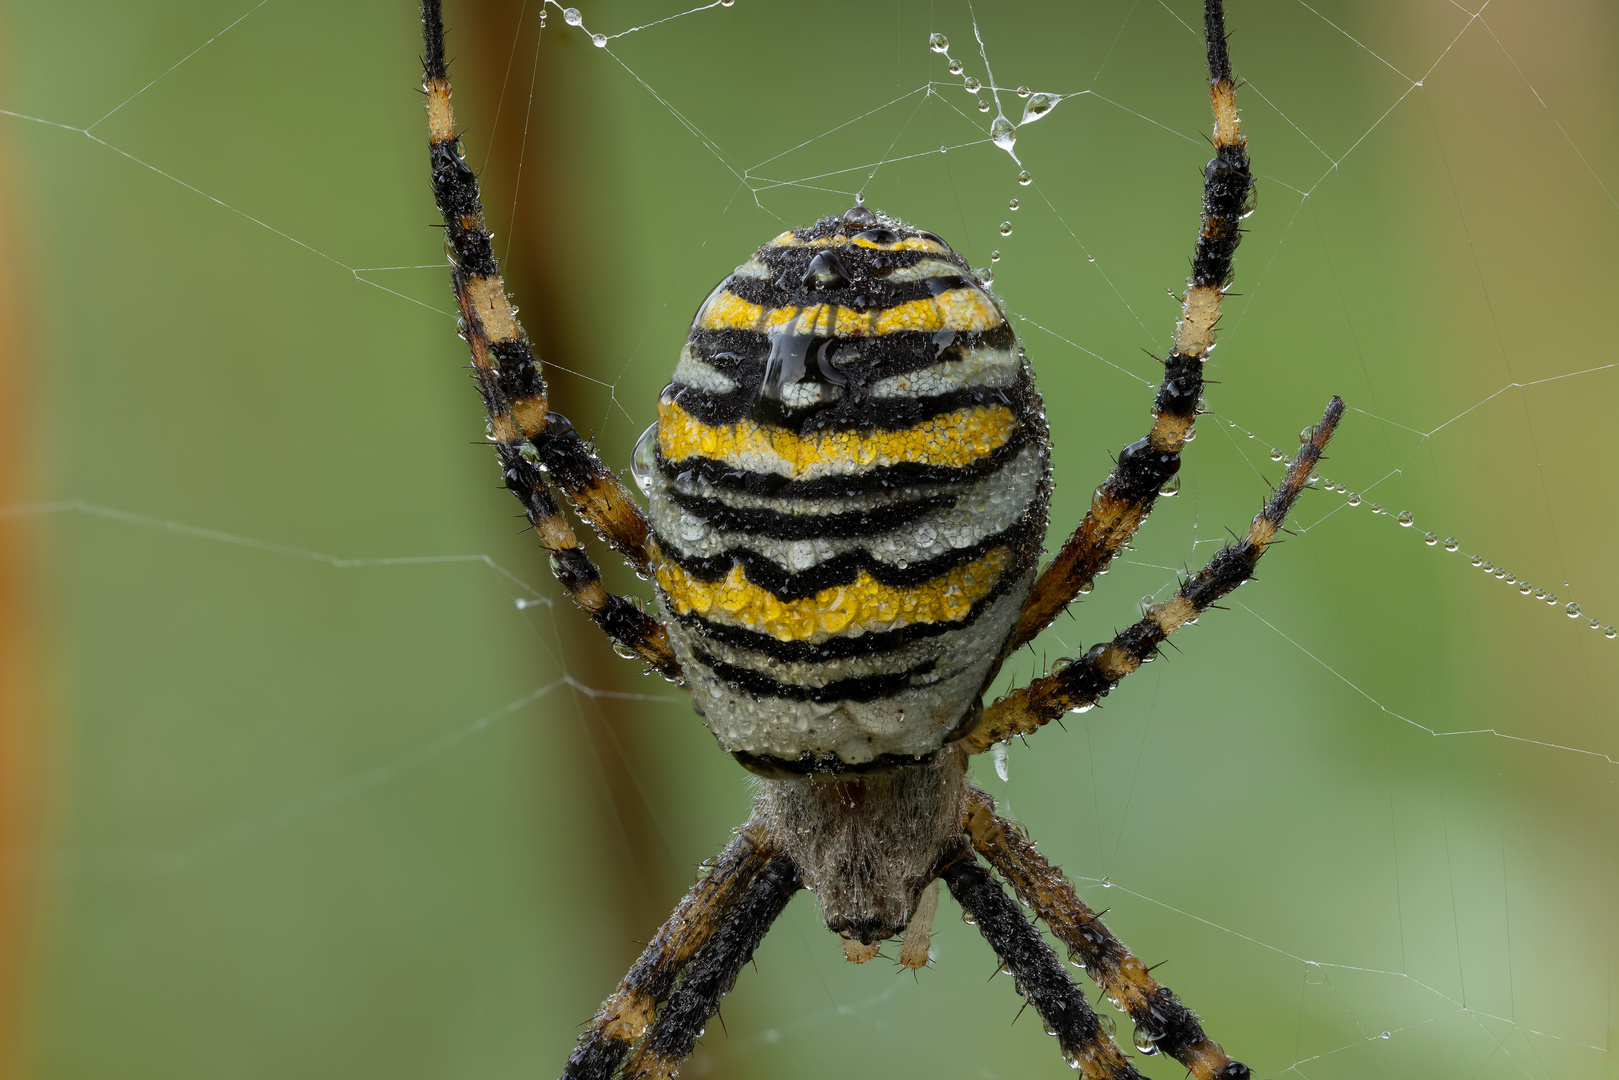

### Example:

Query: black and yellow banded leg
xmin=562 ymin=829 xmax=781 ymax=1080
xmin=1009 ymin=0 xmax=1251 ymax=654
xmin=964 ymin=788 xmax=1251 ymax=1080
xmin=618 ymin=856 xmax=802 ymax=1080
xmin=421 ymin=0 xmax=672 ymax=670
xmin=966 ymin=395 xmax=1343 ymax=748
xmin=939 ymin=849 xmax=1144 ymax=1080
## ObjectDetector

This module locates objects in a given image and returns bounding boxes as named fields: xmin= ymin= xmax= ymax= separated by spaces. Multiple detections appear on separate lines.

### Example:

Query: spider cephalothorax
xmin=420 ymin=2 xmax=1340 ymax=1078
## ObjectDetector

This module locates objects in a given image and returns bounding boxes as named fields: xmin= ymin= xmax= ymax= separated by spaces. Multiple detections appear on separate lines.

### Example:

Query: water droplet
xmin=630 ymin=421 xmax=659 ymax=496
xmin=591 ymin=32 xmax=606 ymax=46
xmin=1022 ymin=92 xmax=1060 ymax=124
xmin=1397 ymin=510 xmax=1414 ymax=527
xmin=1017 ymin=169 xmax=1032 ymax=185
xmin=1068 ymin=702 xmax=1095 ymax=714
xmin=990 ymin=116 xmax=1015 ymax=150
xmin=1140 ymin=595 xmax=1155 ymax=613
xmin=1159 ymin=476 xmax=1181 ymax=497
xmin=1098 ymin=1014 xmax=1116 ymax=1037
xmin=929 ymin=32 xmax=949 ymax=52
xmin=1519 ymin=582 xmax=1532 ymax=594
xmin=1605 ymin=627 xmax=1616 ymax=639
xmin=842 ymin=204 xmax=876 ymax=225
xmin=1369 ymin=503 xmax=1383 ymax=515
xmin=1423 ymin=531 xmax=1438 ymax=545
xmin=1346 ymin=492 xmax=1361 ymax=506
xmin=990 ymin=250 xmax=1001 ymax=263
xmin=1544 ymin=593 xmax=1558 ymax=606
xmin=1100 ymin=877 xmax=1112 ymax=888
xmin=1077 ymin=581 xmax=1094 ymax=595
xmin=1444 ymin=537 xmax=1459 ymax=552
xmin=720 ymin=0 xmax=734 ymax=6
xmin=1008 ymin=198 xmax=1020 ymax=211
xmin=1016 ymin=85 xmax=1031 ymax=98
xmin=999 ymin=221 xmax=1013 ymax=236
xmin=963 ymin=76 xmax=981 ymax=93
xmin=978 ymin=99 xmax=991 ymax=112
xmin=992 ymin=742 xmax=1010 ymax=783
xmin=563 ymin=6 xmax=581 ymax=24
xmin=1380 ymin=1031 xmax=1391 ymax=1040
xmin=1269 ymin=448 xmax=1284 ymax=462
xmin=1479 ymin=561 xmax=1493 ymax=572
xmin=1534 ymin=587 xmax=1547 ymax=599
xmin=1493 ymin=567 xmax=1507 ymax=579
xmin=1590 ymin=619 xmax=1602 ymax=631
xmin=1566 ymin=602 xmax=1582 ymax=618
xmin=961 ymin=910 xmax=976 ymax=925
xmin=1132 ymin=1025 xmax=1160 ymax=1055
xmin=947 ymin=59 xmax=963 ymax=75
xmin=1063 ymin=1048 xmax=1083 ymax=1070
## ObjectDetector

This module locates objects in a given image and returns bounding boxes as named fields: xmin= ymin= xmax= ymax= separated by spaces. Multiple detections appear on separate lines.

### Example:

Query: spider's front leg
xmin=962 ymin=394 xmax=1342 ymax=748
xmin=963 ymin=787 xmax=1251 ymax=1080
xmin=1008 ymin=0 xmax=1251 ymax=655
xmin=563 ymin=825 xmax=800 ymax=1080
xmin=939 ymin=846 xmax=1146 ymax=1080
xmin=421 ymin=0 xmax=679 ymax=679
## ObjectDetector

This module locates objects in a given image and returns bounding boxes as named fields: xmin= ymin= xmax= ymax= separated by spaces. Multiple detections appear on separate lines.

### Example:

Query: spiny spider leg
xmin=421 ymin=0 xmax=678 ymax=677
xmin=939 ymin=848 xmax=1144 ymax=1080
xmin=618 ymin=854 xmax=802 ymax=1080
xmin=965 ymin=395 xmax=1343 ymax=748
xmin=964 ymin=788 xmax=1250 ymax=1080
xmin=1008 ymin=0 xmax=1251 ymax=655
xmin=562 ymin=828 xmax=783 ymax=1080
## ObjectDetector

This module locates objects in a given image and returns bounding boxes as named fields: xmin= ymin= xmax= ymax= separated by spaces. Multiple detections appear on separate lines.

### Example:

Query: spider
xmin=420 ymin=1 xmax=1341 ymax=1077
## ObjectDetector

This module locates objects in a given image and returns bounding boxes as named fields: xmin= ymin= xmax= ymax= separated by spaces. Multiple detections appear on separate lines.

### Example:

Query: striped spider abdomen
xmin=639 ymin=206 xmax=1052 ymax=773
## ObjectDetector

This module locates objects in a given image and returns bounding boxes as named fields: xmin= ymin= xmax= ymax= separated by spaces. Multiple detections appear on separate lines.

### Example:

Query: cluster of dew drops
xmin=926 ymin=31 xmax=1058 ymax=287
xmin=1241 ymin=419 xmax=1616 ymax=639
xmin=547 ymin=0 xmax=735 ymax=47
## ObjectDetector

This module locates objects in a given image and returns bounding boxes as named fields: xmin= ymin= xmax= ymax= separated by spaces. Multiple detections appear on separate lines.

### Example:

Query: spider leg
xmin=1008 ymin=0 xmax=1251 ymax=654
xmin=964 ymin=787 xmax=1251 ymax=1080
xmin=938 ymin=847 xmax=1144 ymax=1080
xmin=421 ymin=0 xmax=678 ymax=678
xmin=962 ymin=395 xmax=1342 ymax=749
xmin=617 ymin=853 xmax=802 ymax=1080
xmin=562 ymin=826 xmax=794 ymax=1080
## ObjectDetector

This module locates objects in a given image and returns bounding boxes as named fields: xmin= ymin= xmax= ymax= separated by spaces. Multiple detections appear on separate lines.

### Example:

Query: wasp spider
xmin=421 ymin=1 xmax=1341 ymax=1076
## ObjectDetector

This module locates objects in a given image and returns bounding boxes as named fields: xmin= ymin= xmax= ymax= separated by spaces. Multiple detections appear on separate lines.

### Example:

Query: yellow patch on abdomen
xmin=657 ymin=399 xmax=1018 ymax=477
xmin=695 ymin=289 xmax=1002 ymax=337
xmin=657 ymin=548 xmax=1012 ymax=642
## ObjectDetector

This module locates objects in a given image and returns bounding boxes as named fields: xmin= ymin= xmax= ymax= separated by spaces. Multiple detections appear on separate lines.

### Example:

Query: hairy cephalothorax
xmin=418 ymin=1 xmax=1342 ymax=1077
xmin=753 ymin=744 xmax=968 ymax=951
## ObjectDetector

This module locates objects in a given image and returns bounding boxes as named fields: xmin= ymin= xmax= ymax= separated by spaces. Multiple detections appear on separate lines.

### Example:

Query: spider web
xmin=3 ymin=0 xmax=1615 ymax=1077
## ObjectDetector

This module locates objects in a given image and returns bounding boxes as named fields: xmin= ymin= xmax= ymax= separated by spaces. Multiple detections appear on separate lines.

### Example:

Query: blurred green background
xmin=4 ymin=0 xmax=1616 ymax=1077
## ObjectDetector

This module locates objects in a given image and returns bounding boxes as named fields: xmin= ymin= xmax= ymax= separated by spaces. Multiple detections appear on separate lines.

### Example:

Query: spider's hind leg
xmin=563 ymin=827 xmax=800 ymax=1080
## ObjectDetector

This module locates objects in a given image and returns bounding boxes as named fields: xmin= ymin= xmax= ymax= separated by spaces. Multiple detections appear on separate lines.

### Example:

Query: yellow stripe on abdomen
xmin=657 ymin=399 xmax=1018 ymax=477
xmin=657 ymin=548 xmax=1011 ymax=642
xmin=695 ymin=289 xmax=1002 ymax=337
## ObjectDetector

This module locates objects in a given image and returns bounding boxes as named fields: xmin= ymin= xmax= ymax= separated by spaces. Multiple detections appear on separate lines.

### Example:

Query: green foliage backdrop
xmin=7 ymin=1 xmax=1616 ymax=1077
